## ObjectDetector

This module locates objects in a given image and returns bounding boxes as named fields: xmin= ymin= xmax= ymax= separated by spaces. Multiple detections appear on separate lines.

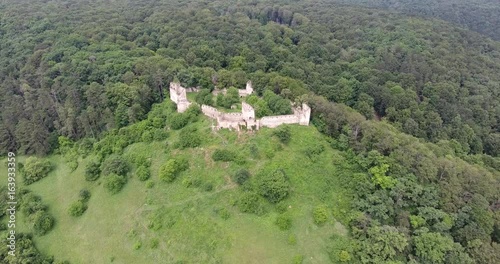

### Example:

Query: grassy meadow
xmin=1 ymin=111 xmax=356 ymax=264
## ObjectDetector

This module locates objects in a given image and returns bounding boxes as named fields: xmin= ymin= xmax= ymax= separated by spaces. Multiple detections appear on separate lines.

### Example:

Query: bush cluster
xmin=159 ymin=158 xmax=189 ymax=182
xmin=68 ymin=189 xmax=91 ymax=217
xmin=237 ymin=192 xmax=267 ymax=215
xmin=85 ymin=160 xmax=101 ymax=181
xmin=68 ymin=201 xmax=87 ymax=217
xmin=232 ymin=169 xmax=250 ymax=185
xmin=22 ymin=157 xmax=53 ymax=185
xmin=211 ymin=149 xmax=237 ymax=162
xmin=169 ymin=113 xmax=189 ymax=130
xmin=104 ymin=173 xmax=128 ymax=194
xmin=19 ymin=191 xmax=54 ymax=235
xmin=257 ymin=169 xmax=290 ymax=203
xmin=313 ymin=205 xmax=329 ymax=225
xmin=101 ymin=156 xmax=130 ymax=176
xmin=273 ymin=126 xmax=292 ymax=144
xmin=136 ymin=165 xmax=151 ymax=181
xmin=275 ymin=213 xmax=293 ymax=230
xmin=303 ymin=144 xmax=325 ymax=160
xmin=177 ymin=128 xmax=202 ymax=149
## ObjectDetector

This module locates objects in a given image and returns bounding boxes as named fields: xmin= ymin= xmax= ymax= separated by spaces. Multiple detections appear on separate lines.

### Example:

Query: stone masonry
xmin=169 ymin=82 xmax=191 ymax=113
xmin=169 ymin=81 xmax=310 ymax=131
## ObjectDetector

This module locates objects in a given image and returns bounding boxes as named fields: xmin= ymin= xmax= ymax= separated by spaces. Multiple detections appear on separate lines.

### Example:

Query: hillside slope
xmin=1 ymin=103 xmax=355 ymax=263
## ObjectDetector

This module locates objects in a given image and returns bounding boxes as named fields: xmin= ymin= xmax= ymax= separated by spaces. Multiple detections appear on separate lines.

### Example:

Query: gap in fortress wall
xmin=169 ymin=81 xmax=310 ymax=130
xmin=212 ymin=81 xmax=254 ymax=97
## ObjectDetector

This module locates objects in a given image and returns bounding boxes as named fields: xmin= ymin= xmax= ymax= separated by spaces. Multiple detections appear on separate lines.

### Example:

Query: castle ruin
xmin=169 ymin=82 xmax=191 ymax=113
xmin=169 ymin=82 xmax=310 ymax=131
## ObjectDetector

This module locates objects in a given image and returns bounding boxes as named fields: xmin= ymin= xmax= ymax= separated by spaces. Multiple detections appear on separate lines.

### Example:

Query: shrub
xmin=232 ymin=169 xmax=250 ymax=185
xmin=275 ymin=214 xmax=293 ymax=230
xmin=257 ymin=169 xmax=290 ymax=203
xmin=68 ymin=200 xmax=87 ymax=217
xmin=85 ymin=160 xmax=101 ymax=181
xmin=292 ymin=255 xmax=304 ymax=264
xmin=136 ymin=165 xmax=151 ymax=181
xmin=214 ymin=207 xmax=231 ymax=220
xmin=152 ymin=129 xmax=168 ymax=141
xmin=177 ymin=128 xmax=201 ymax=149
xmin=169 ymin=113 xmax=188 ymax=130
xmin=159 ymin=158 xmax=188 ymax=182
xmin=182 ymin=176 xmax=201 ymax=188
xmin=303 ymin=144 xmax=325 ymax=160
xmin=212 ymin=149 xmax=236 ymax=162
xmin=327 ymin=234 xmax=356 ymax=263
xmin=159 ymin=159 xmax=178 ymax=183
xmin=273 ymin=126 xmax=291 ymax=144
xmin=338 ymin=250 xmax=351 ymax=262
xmin=23 ymin=157 xmax=53 ymax=185
xmin=67 ymin=160 xmax=79 ymax=172
xmin=133 ymin=241 xmax=142 ymax=250
xmin=79 ymin=189 xmax=91 ymax=202
xmin=32 ymin=211 xmax=54 ymax=235
xmin=145 ymin=181 xmax=155 ymax=188
xmin=185 ymin=104 xmax=201 ymax=121
xmin=20 ymin=193 xmax=46 ymax=216
xmin=288 ymin=234 xmax=297 ymax=245
xmin=182 ymin=177 xmax=194 ymax=188
xmin=101 ymin=156 xmax=129 ymax=176
xmin=313 ymin=205 xmax=329 ymax=225
xmin=237 ymin=192 xmax=267 ymax=215
xmin=127 ymin=154 xmax=151 ymax=167
xmin=18 ymin=191 xmax=55 ymax=236
xmin=141 ymin=131 xmax=154 ymax=142
xmin=104 ymin=173 xmax=127 ymax=194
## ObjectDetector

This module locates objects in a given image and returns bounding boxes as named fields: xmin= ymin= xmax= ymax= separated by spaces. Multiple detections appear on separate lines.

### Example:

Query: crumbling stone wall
xmin=238 ymin=81 xmax=253 ymax=97
xmin=259 ymin=115 xmax=300 ymax=128
xmin=169 ymin=81 xmax=311 ymax=131
xmin=242 ymin=102 xmax=255 ymax=121
xmin=293 ymin=103 xmax=311 ymax=126
xmin=201 ymin=105 xmax=219 ymax=119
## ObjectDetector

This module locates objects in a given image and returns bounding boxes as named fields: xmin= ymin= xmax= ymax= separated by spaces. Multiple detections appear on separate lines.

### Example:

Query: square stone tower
xmin=169 ymin=82 xmax=191 ymax=113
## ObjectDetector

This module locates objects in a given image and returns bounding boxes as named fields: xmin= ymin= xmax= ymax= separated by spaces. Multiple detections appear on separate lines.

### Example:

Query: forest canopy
xmin=1 ymin=0 xmax=499 ymax=157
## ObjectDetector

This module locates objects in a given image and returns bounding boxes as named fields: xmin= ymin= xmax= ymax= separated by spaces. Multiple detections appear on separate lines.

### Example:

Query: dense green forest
xmin=333 ymin=0 xmax=500 ymax=41
xmin=1 ymin=0 xmax=500 ymax=157
xmin=0 ymin=0 xmax=499 ymax=263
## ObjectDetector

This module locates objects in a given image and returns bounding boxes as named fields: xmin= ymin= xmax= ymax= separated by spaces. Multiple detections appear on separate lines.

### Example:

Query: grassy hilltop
xmin=1 ymin=101 xmax=357 ymax=263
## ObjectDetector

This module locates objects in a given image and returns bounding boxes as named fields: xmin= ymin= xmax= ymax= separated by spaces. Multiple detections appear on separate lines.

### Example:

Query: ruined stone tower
xmin=169 ymin=82 xmax=191 ymax=113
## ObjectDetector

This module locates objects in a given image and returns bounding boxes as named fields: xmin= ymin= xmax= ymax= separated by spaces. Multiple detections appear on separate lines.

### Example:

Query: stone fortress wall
xmin=259 ymin=115 xmax=299 ymax=128
xmin=169 ymin=82 xmax=191 ymax=113
xmin=169 ymin=81 xmax=310 ymax=130
xmin=200 ymin=105 xmax=219 ymax=119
